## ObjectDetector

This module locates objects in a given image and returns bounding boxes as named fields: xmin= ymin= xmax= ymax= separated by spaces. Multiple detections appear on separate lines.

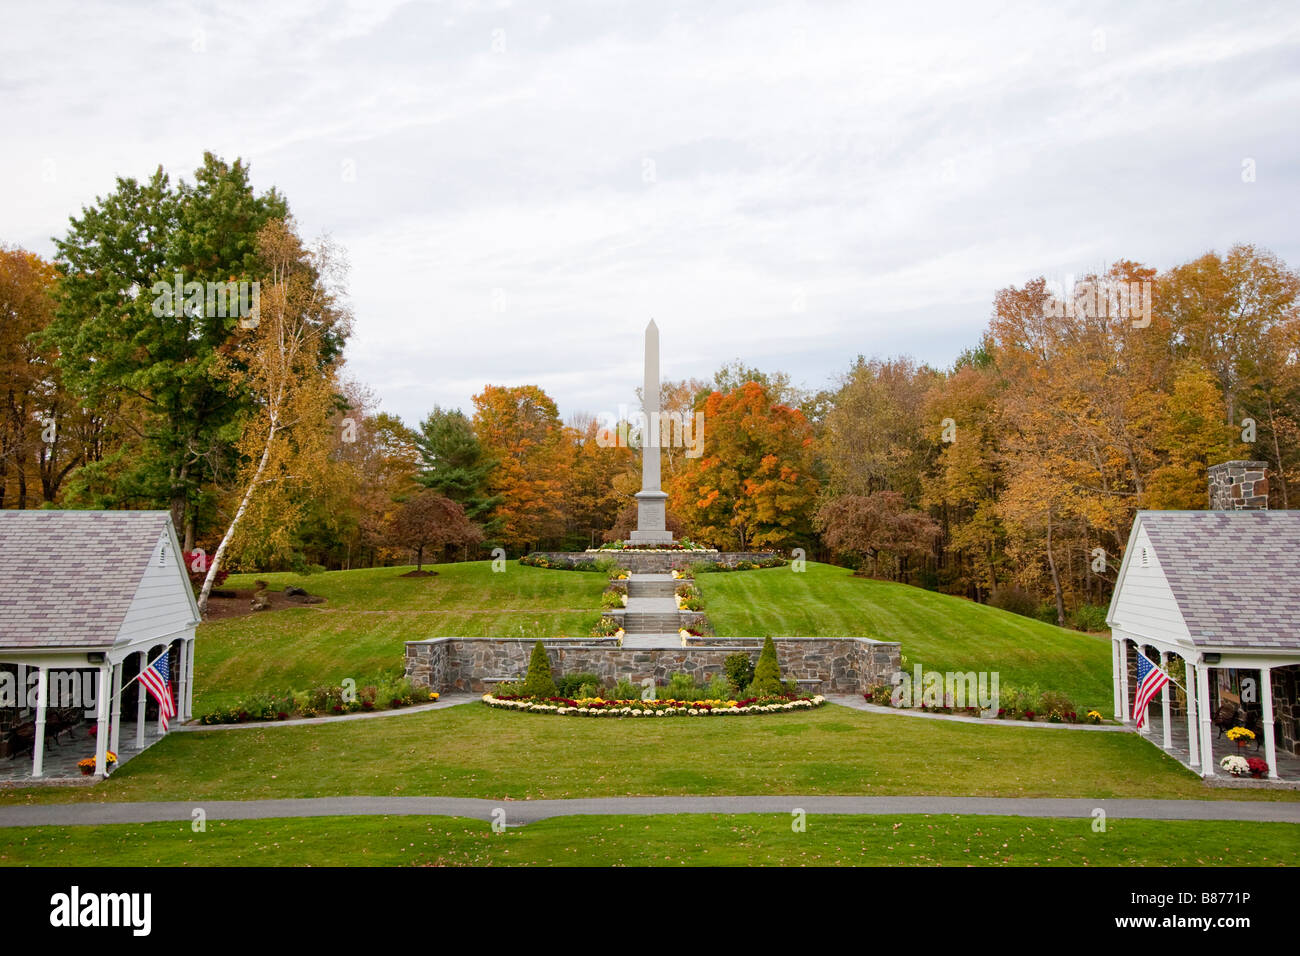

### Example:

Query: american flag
xmin=1133 ymin=653 xmax=1170 ymax=729
xmin=139 ymin=651 xmax=177 ymax=731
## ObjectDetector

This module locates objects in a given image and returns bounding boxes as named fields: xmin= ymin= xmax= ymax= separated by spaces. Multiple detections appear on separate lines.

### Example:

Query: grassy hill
xmin=195 ymin=559 xmax=1112 ymax=718
xmin=700 ymin=562 xmax=1113 ymax=716
xmin=196 ymin=563 xmax=605 ymax=711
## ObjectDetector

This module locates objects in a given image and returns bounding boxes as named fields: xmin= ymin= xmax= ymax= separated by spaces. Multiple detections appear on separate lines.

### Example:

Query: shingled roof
xmin=1138 ymin=510 xmax=1300 ymax=651
xmin=0 ymin=510 xmax=179 ymax=649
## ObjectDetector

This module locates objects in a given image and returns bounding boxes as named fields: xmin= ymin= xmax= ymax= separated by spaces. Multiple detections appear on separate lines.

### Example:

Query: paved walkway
xmin=1 ymin=795 xmax=1296 ymax=828
xmin=173 ymin=693 xmax=478 ymax=732
xmin=827 ymin=695 xmax=1129 ymax=731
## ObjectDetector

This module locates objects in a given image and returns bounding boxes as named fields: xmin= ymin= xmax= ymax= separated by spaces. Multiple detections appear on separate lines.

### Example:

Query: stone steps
xmin=624 ymin=613 xmax=684 ymax=634
xmin=627 ymin=579 xmax=676 ymax=599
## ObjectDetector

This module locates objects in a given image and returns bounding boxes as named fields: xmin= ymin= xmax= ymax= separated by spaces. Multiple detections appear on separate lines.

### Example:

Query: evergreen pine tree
xmin=523 ymin=639 xmax=558 ymax=697
xmin=746 ymin=636 xmax=784 ymax=696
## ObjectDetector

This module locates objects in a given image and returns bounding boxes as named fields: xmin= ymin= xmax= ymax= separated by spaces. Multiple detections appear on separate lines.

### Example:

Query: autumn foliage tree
xmin=814 ymin=491 xmax=939 ymax=579
xmin=669 ymin=380 xmax=819 ymax=550
xmin=472 ymin=384 xmax=566 ymax=552
xmin=388 ymin=489 xmax=483 ymax=570
xmin=196 ymin=218 xmax=351 ymax=614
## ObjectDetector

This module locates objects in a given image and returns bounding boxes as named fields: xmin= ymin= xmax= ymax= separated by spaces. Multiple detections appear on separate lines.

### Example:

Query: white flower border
xmin=482 ymin=693 xmax=826 ymax=716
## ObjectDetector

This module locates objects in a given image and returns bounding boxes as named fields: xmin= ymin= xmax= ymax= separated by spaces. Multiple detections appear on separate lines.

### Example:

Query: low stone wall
xmin=526 ymin=551 xmax=781 ymax=573
xmin=405 ymin=636 xmax=900 ymax=696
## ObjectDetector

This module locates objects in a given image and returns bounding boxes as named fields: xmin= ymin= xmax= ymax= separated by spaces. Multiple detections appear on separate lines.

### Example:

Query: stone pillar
xmin=1184 ymin=658 xmax=1199 ymax=767
xmin=1262 ymin=667 xmax=1278 ymax=779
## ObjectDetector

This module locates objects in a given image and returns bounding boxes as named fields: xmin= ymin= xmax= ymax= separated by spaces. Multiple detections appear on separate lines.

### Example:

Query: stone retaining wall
xmin=405 ymin=636 xmax=900 ymax=696
xmin=526 ymin=551 xmax=781 ymax=573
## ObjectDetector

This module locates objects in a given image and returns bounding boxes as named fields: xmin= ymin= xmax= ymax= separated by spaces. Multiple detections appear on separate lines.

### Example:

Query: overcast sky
xmin=4 ymin=0 xmax=1299 ymax=424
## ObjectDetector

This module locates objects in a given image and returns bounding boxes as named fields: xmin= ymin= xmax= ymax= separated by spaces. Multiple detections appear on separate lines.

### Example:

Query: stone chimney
xmin=1208 ymin=460 xmax=1269 ymax=510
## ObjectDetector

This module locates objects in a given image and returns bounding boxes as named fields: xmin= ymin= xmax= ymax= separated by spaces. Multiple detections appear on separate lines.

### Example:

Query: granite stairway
xmin=620 ymin=573 xmax=685 ymax=647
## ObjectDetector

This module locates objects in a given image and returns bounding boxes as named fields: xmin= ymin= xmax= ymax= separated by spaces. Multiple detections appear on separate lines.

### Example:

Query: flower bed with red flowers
xmin=483 ymin=692 xmax=825 ymax=716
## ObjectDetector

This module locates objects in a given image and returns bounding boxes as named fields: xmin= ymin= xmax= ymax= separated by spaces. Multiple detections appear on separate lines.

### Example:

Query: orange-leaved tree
xmin=471 ymin=384 xmax=565 ymax=553
xmin=669 ymin=380 xmax=819 ymax=550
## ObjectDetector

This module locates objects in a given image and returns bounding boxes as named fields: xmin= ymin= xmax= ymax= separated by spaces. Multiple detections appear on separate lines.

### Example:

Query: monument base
xmin=631 ymin=489 xmax=673 ymax=545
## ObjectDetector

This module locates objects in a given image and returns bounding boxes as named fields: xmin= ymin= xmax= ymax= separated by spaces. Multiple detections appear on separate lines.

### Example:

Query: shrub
xmin=577 ymin=682 xmax=599 ymax=699
xmin=988 ymin=586 xmax=1040 ymax=619
xmin=1000 ymin=684 xmax=1041 ymax=719
xmin=1038 ymin=690 xmax=1076 ymax=719
xmin=1070 ymin=604 xmax=1108 ymax=632
xmin=706 ymin=673 xmax=733 ymax=700
xmin=599 ymin=591 xmax=624 ymax=610
xmin=495 ymin=680 xmax=528 ymax=696
xmin=745 ymin=636 xmax=783 ymax=696
xmin=522 ymin=640 xmax=558 ymax=697
xmin=612 ymin=678 xmax=641 ymax=700
xmin=663 ymin=673 xmax=701 ymax=700
xmin=724 ymin=652 xmax=755 ymax=693
xmin=557 ymin=673 xmax=602 ymax=697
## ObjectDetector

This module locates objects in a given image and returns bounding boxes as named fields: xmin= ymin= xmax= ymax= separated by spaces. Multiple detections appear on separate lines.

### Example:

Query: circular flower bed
xmin=483 ymin=692 xmax=825 ymax=716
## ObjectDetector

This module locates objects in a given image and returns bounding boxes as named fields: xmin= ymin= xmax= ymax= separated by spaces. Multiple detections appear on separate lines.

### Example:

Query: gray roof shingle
xmin=0 ymin=510 xmax=175 ymax=650
xmin=1139 ymin=510 xmax=1300 ymax=651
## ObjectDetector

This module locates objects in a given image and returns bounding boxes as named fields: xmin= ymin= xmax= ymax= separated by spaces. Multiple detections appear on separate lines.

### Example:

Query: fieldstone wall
xmin=406 ymin=636 xmax=900 ymax=696
xmin=1208 ymin=460 xmax=1269 ymax=510
xmin=526 ymin=551 xmax=781 ymax=573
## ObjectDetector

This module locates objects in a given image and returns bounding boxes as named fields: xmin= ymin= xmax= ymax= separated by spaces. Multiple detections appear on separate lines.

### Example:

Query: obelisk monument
xmin=630 ymin=320 xmax=674 ymax=545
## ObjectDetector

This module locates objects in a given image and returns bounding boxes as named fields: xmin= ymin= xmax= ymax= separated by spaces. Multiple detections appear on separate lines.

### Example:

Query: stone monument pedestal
xmin=630 ymin=489 xmax=673 ymax=545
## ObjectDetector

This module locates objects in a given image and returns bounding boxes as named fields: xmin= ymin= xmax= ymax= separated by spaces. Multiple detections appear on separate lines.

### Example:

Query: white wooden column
xmin=31 ymin=666 xmax=48 ymax=779
xmin=1111 ymin=639 xmax=1122 ymax=720
xmin=135 ymin=650 xmax=147 ymax=749
xmin=1118 ymin=639 xmax=1131 ymax=723
xmin=1184 ymin=658 xmax=1199 ymax=768
xmin=176 ymin=640 xmax=188 ymax=723
xmin=1197 ymin=662 xmax=1214 ymax=777
xmin=93 ymin=664 xmax=111 ymax=778
xmin=108 ymin=661 xmax=123 ymax=755
xmin=1261 ymin=667 xmax=1278 ymax=780
xmin=1160 ymin=650 xmax=1172 ymax=750
xmin=185 ymin=638 xmax=196 ymax=720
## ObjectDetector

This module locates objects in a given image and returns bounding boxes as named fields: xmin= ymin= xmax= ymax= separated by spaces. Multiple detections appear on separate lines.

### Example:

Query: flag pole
xmin=1135 ymin=649 xmax=1186 ymax=693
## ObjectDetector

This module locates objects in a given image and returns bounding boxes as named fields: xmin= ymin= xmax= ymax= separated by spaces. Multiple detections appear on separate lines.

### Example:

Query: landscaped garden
xmin=2 ymin=701 xmax=1298 ymax=807
xmin=195 ymin=562 xmax=606 ymax=712
xmin=192 ymin=558 xmax=1114 ymax=719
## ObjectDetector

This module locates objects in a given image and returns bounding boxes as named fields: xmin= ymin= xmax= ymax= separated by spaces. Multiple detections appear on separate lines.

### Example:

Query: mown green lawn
xmin=1 ymin=813 xmax=1293 ymax=867
xmin=197 ymin=563 xmax=605 ymax=711
xmin=2 ymin=702 xmax=1296 ymax=806
xmin=701 ymin=563 xmax=1113 ymax=715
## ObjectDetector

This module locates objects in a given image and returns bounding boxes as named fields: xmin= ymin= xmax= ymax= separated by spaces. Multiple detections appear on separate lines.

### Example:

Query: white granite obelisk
xmin=630 ymin=320 xmax=674 ymax=545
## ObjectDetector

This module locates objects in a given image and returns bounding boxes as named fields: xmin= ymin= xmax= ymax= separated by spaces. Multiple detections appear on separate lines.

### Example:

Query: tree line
xmin=3 ymin=152 xmax=1297 ymax=625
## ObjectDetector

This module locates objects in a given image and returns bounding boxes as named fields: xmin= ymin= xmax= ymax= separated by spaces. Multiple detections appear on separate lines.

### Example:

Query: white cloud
xmin=3 ymin=0 xmax=1298 ymax=423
